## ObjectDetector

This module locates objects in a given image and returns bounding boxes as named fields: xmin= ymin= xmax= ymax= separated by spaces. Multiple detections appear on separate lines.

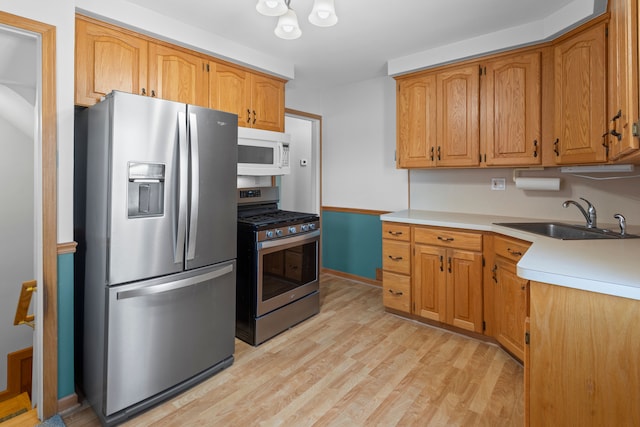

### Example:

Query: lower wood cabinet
xmin=382 ymin=222 xmax=411 ymax=313
xmin=527 ymin=281 xmax=640 ymax=426
xmin=491 ymin=235 xmax=530 ymax=360
xmin=413 ymin=226 xmax=483 ymax=332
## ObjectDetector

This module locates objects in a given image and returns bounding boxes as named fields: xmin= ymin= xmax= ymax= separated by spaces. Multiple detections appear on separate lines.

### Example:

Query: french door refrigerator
xmin=79 ymin=91 xmax=237 ymax=426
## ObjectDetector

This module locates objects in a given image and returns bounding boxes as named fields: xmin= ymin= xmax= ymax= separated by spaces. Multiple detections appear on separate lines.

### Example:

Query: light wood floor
xmin=63 ymin=273 xmax=524 ymax=427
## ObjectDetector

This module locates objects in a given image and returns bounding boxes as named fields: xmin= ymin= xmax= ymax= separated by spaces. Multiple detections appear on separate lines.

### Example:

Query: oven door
xmin=256 ymin=230 xmax=320 ymax=316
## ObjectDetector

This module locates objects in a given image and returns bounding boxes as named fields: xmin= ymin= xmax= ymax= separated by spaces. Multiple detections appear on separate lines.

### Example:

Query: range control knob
xmin=265 ymin=230 xmax=274 ymax=239
xmin=275 ymin=229 xmax=283 ymax=237
xmin=309 ymin=223 xmax=316 ymax=230
xmin=289 ymin=226 xmax=297 ymax=234
xmin=301 ymin=224 xmax=309 ymax=232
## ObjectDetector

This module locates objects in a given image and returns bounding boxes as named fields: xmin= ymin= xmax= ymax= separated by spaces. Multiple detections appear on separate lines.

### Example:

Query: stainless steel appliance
xmin=236 ymin=187 xmax=320 ymax=345
xmin=78 ymin=91 xmax=237 ymax=426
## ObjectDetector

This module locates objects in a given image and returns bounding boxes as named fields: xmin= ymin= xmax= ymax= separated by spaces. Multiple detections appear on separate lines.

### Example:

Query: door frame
xmin=0 ymin=11 xmax=58 ymax=419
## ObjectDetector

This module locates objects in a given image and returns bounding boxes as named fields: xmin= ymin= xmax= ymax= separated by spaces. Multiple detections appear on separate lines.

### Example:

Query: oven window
xmin=238 ymin=145 xmax=274 ymax=165
xmin=261 ymin=241 xmax=317 ymax=301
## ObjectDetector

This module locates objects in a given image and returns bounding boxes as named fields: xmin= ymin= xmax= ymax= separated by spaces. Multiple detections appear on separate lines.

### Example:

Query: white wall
xmin=410 ymin=168 xmax=640 ymax=226
xmin=320 ymin=76 xmax=408 ymax=212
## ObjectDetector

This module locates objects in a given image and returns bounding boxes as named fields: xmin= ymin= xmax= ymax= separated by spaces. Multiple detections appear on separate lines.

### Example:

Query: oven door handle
xmin=257 ymin=230 xmax=320 ymax=250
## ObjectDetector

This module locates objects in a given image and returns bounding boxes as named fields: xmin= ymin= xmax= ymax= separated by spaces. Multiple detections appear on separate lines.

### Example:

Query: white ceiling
xmin=123 ymin=0 xmax=599 ymax=89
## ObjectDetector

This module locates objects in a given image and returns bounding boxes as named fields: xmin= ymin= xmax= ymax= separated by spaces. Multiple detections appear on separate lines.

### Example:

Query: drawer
xmin=414 ymin=226 xmax=482 ymax=251
xmin=383 ymin=271 xmax=410 ymax=313
xmin=382 ymin=222 xmax=410 ymax=242
xmin=494 ymin=235 xmax=530 ymax=262
xmin=382 ymin=240 xmax=411 ymax=274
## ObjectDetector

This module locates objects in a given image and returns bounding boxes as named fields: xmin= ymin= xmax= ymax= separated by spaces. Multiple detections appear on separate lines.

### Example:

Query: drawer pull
xmin=507 ymin=248 xmax=523 ymax=257
xmin=439 ymin=255 xmax=444 ymax=272
xmin=388 ymin=289 xmax=404 ymax=296
xmin=437 ymin=236 xmax=454 ymax=242
xmin=387 ymin=255 xmax=403 ymax=261
xmin=492 ymin=264 xmax=498 ymax=283
xmin=447 ymin=257 xmax=452 ymax=273
xmin=388 ymin=231 xmax=404 ymax=236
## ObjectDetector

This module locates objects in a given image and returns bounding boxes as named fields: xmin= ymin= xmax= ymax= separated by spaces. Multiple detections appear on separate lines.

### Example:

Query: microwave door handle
xmin=277 ymin=142 xmax=283 ymax=168
xmin=187 ymin=112 xmax=199 ymax=261
xmin=176 ymin=111 xmax=188 ymax=264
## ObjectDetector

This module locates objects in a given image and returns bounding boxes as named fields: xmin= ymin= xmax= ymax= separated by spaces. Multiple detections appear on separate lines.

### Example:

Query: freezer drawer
xmin=104 ymin=261 xmax=235 ymax=416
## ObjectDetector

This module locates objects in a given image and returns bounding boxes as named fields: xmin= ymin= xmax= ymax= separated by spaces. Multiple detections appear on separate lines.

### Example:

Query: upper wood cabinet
xmin=148 ymin=43 xmax=208 ymax=108
xmin=552 ymin=20 xmax=608 ymax=164
xmin=436 ymin=64 xmax=481 ymax=167
xmin=481 ymin=51 xmax=542 ymax=166
xmin=396 ymin=74 xmax=436 ymax=168
xmin=396 ymin=63 xmax=479 ymax=168
xmin=75 ymin=15 xmax=286 ymax=131
xmin=607 ymin=0 xmax=640 ymax=160
xmin=75 ymin=17 xmax=148 ymax=106
xmin=209 ymin=63 xmax=285 ymax=132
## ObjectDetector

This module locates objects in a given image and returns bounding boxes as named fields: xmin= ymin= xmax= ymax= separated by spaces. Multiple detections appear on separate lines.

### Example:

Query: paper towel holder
xmin=512 ymin=167 xmax=545 ymax=183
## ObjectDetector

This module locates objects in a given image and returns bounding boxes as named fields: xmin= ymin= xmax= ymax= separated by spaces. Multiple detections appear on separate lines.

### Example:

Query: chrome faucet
xmin=562 ymin=198 xmax=597 ymax=228
xmin=614 ymin=213 xmax=626 ymax=236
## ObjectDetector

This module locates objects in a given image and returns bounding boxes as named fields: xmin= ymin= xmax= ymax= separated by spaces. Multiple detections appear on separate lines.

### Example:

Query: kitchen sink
xmin=493 ymin=222 xmax=640 ymax=240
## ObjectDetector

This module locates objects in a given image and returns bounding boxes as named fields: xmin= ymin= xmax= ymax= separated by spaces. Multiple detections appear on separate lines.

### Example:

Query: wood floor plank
xmin=63 ymin=273 xmax=523 ymax=427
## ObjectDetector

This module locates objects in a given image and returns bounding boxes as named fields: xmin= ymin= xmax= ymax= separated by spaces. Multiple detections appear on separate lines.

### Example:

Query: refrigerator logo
xmin=217 ymin=121 xmax=227 ymax=126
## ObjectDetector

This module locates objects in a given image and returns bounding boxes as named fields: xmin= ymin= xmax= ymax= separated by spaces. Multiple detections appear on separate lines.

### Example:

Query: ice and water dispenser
xmin=127 ymin=162 xmax=165 ymax=218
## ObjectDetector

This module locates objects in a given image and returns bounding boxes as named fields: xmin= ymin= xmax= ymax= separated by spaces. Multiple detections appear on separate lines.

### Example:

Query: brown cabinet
xmin=607 ymin=0 xmax=640 ymax=160
xmin=396 ymin=74 xmax=436 ymax=168
xmin=381 ymin=222 xmax=411 ymax=313
xmin=75 ymin=15 xmax=286 ymax=131
xmin=491 ymin=235 xmax=530 ymax=361
xmin=148 ymin=43 xmax=208 ymax=107
xmin=413 ymin=226 xmax=483 ymax=332
xmin=527 ymin=281 xmax=640 ymax=426
xmin=552 ymin=20 xmax=608 ymax=164
xmin=482 ymin=51 xmax=542 ymax=166
xmin=209 ymin=63 xmax=285 ymax=132
xmin=396 ymin=63 xmax=479 ymax=168
xmin=75 ymin=17 xmax=148 ymax=106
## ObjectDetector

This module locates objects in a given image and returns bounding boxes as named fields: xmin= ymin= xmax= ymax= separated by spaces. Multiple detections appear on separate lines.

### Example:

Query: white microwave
xmin=237 ymin=127 xmax=291 ymax=176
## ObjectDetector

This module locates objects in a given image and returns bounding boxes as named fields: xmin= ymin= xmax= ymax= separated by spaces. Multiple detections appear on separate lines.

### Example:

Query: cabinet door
xmin=553 ymin=22 xmax=607 ymax=164
xmin=447 ymin=249 xmax=483 ymax=332
xmin=494 ymin=257 xmax=528 ymax=360
xmin=209 ymin=63 xmax=251 ymax=127
xmin=75 ymin=17 xmax=148 ymax=106
xmin=413 ymin=244 xmax=447 ymax=322
xmin=148 ymin=43 xmax=208 ymax=107
xmin=251 ymin=74 xmax=285 ymax=132
xmin=436 ymin=64 xmax=480 ymax=167
xmin=396 ymin=75 xmax=437 ymax=168
xmin=483 ymin=51 xmax=542 ymax=166
xmin=607 ymin=0 xmax=640 ymax=159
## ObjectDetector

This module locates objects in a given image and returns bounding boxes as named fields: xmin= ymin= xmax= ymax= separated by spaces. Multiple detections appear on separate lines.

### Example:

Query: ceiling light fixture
xmin=256 ymin=0 xmax=338 ymax=40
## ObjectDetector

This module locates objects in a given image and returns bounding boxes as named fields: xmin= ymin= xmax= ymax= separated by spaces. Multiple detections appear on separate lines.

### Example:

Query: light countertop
xmin=381 ymin=209 xmax=640 ymax=301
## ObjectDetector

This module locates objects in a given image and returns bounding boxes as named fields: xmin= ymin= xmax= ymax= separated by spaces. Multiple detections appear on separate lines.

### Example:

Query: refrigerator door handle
xmin=176 ymin=111 xmax=189 ymax=264
xmin=116 ymin=263 xmax=234 ymax=300
xmin=187 ymin=112 xmax=200 ymax=260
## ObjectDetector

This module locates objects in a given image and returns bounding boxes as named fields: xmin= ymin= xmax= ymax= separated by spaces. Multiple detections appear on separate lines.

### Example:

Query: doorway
xmin=279 ymin=110 xmax=322 ymax=215
xmin=0 ymin=11 xmax=58 ymax=420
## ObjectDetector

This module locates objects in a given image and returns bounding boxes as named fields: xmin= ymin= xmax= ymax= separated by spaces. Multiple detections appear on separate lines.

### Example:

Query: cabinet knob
xmin=247 ymin=109 xmax=251 ymax=123
xmin=553 ymin=138 xmax=559 ymax=156
xmin=252 ymin=110 xmax=257 ymax=124
xmin=151 ymin=90 xmax=156 ymax=98
xmin=141 ymin=88 xmax=146 ymax=96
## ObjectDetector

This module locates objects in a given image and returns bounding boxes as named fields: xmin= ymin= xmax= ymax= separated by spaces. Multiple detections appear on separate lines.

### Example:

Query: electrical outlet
xmin=491 ymin=178 xmax=506 ymax=191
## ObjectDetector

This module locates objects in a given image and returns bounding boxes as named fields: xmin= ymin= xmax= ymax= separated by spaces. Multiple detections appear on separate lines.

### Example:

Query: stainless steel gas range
xmin=236 ymin=187 xmax=320 ymax=346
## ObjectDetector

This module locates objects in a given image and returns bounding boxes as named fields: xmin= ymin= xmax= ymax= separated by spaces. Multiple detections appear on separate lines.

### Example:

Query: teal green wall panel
xmin=57 ymin=253 xmax=74 ymax=399
xmin=321 ymin=210 xmax=382 ymax=280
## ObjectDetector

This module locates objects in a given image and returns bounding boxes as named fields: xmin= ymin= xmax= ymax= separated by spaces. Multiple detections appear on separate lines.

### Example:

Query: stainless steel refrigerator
xmin=79 ymin=91 xmax=237 ymax=426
